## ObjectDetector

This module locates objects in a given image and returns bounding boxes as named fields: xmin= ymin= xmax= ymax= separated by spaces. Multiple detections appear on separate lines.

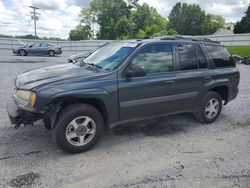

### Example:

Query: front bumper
xmin=55 ymin=50 xmax=62 ymax=54
xmin=7 ymin=95 xmax=42 ymax=126
xmin=12 ymin=49 xmax=18 ymax=54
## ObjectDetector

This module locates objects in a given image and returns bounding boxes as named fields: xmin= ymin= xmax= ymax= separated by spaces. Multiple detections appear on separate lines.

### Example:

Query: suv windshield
xmin=83 ymin=42 xmax=138 ymax=70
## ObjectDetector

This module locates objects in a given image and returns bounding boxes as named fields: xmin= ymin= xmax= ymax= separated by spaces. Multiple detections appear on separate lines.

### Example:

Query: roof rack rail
xmin=160 ymin=36 xmax=220 ymax=44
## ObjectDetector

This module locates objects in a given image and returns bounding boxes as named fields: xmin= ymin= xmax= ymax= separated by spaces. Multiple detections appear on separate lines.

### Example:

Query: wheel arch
xmin=208 ymin=85 xmax=229 ymax=104
xmin=46 ymin=96 xmax=110 ymax=130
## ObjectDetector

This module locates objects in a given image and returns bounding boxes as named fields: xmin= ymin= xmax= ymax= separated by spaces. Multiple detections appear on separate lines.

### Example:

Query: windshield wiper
xmin=79 ymin=59 xmax=88 ymax=66
xmin=87 ymin=63 xmax=97 ymax=70
xmin=79 ymin=60 xmax=103 ymax=71
xmin=86 ymin=63 xmax=105 ymax=72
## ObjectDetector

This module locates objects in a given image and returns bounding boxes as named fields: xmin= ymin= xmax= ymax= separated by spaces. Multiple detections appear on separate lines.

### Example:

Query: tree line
xmin=69 ymin=0 xmax=227 ymax=40
xmin=0 ymin=34 xmax=64 ymax=41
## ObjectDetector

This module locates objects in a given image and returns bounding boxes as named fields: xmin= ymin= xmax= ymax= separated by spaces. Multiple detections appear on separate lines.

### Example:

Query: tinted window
xmin=196 ymin=45 xmax=207 ymax=68
xmin=30 ymin=43 xmax=40 ymax=48
xmin=178 ymin=44 xmax=198 ymax=70
xmin=131 ymin=44 xmax=173 ymax=75
xmin=206 ymin=45 xmax=235 ymax=67
xmin=40 ymin=43 xmax=48 ymax=47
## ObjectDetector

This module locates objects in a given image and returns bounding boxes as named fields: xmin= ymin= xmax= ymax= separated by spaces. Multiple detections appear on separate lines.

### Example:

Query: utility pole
xmin=29 ymin=6 xmax=40 ymax=39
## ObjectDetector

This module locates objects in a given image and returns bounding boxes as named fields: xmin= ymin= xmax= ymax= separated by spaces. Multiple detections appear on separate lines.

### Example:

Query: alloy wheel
xmin=65 ymin=116 xmax=96 ymax=146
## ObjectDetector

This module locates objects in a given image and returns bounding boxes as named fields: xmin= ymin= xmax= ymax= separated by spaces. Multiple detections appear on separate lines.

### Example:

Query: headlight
xmin=16 ymin=90 xmax=36 ymax=108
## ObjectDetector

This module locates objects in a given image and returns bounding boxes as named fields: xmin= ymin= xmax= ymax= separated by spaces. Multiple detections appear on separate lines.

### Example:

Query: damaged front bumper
xmin=7 ymin=95 xmax=42 ymax=128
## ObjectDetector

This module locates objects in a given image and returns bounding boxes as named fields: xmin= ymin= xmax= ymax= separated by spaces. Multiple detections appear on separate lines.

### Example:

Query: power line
xmin=29 ymin=5 xmax=41 ymax=39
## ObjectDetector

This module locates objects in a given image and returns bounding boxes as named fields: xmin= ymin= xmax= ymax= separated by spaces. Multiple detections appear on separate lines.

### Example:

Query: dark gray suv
xmin=7 ymin=37 xmax=240 ymax=153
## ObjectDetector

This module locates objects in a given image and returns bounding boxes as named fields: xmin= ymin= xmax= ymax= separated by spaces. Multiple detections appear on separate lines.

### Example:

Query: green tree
xmin=79 ymin=0 xmax=176 ymax=39
xmin=234 ymin=4 xmax=250 ymax=34
xmin=87 ymin=0 xmax=133 ymax=39
xmin=169 ymin=2 xmax=225 ymax=35
xmin=202 ymin=14 xmax=225 ymax=35
xmin=131 ymin=3 xmax=171 ymax=38
xmin=69 ymin=24 xmax=92 ymax=40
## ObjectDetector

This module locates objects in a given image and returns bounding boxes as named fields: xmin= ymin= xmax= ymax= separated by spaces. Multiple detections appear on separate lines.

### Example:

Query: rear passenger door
xmin=39 ymin=43 xmax=49 ymax=54
xmin=173 ymin=43 xmax=214 ymax=111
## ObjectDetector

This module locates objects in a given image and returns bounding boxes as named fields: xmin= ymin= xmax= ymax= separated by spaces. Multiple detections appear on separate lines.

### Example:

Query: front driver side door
xmin=118 ymin=43 xmax=180 ymax=121
xmin=27 ymin=43 xmax=40 ymax=55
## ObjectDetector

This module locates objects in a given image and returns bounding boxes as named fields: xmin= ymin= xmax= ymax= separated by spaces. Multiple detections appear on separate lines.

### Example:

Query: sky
xmin=0 ymin=0 xmax=249 ymax=39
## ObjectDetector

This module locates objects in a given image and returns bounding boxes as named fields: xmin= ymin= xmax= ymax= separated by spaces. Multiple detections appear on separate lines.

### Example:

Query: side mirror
xmin=125 ymin=64 xmax=146 ymax=78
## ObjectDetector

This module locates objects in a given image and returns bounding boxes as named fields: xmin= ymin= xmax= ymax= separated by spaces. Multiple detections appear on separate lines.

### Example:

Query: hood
xmin=16 ymin=63 xmax=95 ymax=90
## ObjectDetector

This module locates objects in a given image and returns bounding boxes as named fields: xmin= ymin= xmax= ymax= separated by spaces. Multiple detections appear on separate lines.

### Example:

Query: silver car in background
xmin=13 ymin=43 xmax=62 ymax=56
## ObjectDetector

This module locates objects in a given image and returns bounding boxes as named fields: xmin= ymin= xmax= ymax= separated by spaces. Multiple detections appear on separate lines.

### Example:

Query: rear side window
xmin=205 ymin=45 xmax=235 ymax=67
xmin=178 ymin=44 xmax=198 ymax=70
xmin=196 ymin=45 xmax=208 ymax=69
xmin=40 ymin=43 xmax=48 ymax=47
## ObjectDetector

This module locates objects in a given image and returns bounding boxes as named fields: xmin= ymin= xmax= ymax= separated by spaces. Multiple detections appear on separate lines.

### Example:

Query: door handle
xmin=204 ymin=76 xmax=212 ymax=81
xmin=165 ymin=80 xmax=175 ymax=85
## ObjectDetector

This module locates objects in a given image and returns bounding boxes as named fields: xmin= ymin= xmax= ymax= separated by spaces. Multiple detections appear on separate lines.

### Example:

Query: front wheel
xmin=195 ymin=91 xmax=222 ymax=123
xmin=18 ymin=49 xmax=26 ymax=56
xmin=53 ymin=104 xmax=104 ymax=154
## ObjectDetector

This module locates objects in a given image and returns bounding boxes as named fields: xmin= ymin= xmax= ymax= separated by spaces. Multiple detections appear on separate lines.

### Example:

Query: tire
xmin=244 ymin=60 xmax=250 ymax=65
xmin=53 ymin=104 xmax=104 ymax=154
xmin=195 ymin=91 xmax=222 ymax=124
xmin=48 ymin=50 xmax=55 ymax=56
xmin=43 ymin=117 xmax=51 ymax=130
xmin=18 ymin=49 xmax=26 ymax=56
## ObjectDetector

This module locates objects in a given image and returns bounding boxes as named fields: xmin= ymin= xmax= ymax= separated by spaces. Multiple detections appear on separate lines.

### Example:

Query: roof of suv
xmin=124 ymin=36 xmax=222 ymax=46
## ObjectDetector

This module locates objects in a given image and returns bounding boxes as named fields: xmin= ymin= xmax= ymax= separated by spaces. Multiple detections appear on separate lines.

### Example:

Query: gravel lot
xmin=0 ymin=50 xmax=249 ymax=188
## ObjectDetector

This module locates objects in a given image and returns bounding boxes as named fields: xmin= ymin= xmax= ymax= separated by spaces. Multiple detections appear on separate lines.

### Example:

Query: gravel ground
xmin=0 ymin=50 xmax=249 ymax=188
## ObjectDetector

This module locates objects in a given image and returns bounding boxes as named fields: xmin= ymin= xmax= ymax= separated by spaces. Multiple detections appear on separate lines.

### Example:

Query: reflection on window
xmin=178 ymin=44 xmax=198 ymax=70
xmin=84 ymin=42 xmax=137 ymax=70
xmin=131 ymin=44 xmax=173 ymax=75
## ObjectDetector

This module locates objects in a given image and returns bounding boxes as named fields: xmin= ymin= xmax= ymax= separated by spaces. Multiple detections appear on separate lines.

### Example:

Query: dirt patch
xmin=231 ymin=118 xmax=250 ymax=128
xmin=9 ymin=172 xmax=40 ymax=188
xmin=0 ymin=150 xmax=42 ymax=161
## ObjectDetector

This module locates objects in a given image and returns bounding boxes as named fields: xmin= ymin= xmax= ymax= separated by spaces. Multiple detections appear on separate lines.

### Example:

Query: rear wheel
xmin=53 ymin=104 xmax=104 ymax=154
xmin=18 ymin=49 xmax=26 ymax=56
xmin=195 ymin=91 xmax=222 ymax=123
xmin=244 ymin=60 xmax=250 ymax=65
xmin=48 ymin=50 xmax=55 ymax=56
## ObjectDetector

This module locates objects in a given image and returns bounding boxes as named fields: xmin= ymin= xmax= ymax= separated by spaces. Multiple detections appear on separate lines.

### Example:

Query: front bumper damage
xmin=7 ymin=95 xmax=42 ymax=128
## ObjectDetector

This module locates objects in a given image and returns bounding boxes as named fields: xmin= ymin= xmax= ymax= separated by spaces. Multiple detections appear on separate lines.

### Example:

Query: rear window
xmin=205 ymin=45 xmax=235 ymax=67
